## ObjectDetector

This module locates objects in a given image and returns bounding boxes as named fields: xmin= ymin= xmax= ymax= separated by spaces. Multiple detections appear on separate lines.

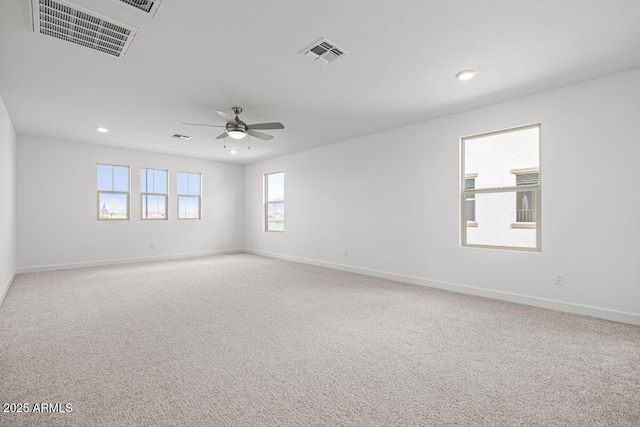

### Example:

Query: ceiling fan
xmin=182 ymin=107 xmax=284 ymax=141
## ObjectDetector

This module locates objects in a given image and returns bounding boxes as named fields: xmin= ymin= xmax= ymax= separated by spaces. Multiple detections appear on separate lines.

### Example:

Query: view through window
xmin=177 ymin=172 xmax=201 ymax=219
xmin=141 ymin=168 xmax=168 ymax=219
xmin=465 ymin=174 xmax=477 ymax=225
xmin=461 ymin=124 xmax=540 ymax=251
xmin=98 ymin=164 xmax=129 ymax=220
xmin=265 ymin=172 xmax=284 ymax=232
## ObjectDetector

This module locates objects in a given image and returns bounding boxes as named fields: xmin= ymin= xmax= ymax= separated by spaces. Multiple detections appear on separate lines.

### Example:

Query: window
xmin=97 ymin=164 xmax=129 ymax=220
xmin=465 ymin=173 xmax=477 ymax=226
xmin=177 ymin=172 xmax=201 ymax=219
xmin=265 ymin=171 xmax=284 ymax=232
xmin=461 ymin=124 xmax=541 ymax=251
xmin=141 ymin=168 xmax=168 ymax=220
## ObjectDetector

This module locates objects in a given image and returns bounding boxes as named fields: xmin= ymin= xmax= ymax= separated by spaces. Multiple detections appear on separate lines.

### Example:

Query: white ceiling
xmin=1 ymin=0 xmax=639 ymax=165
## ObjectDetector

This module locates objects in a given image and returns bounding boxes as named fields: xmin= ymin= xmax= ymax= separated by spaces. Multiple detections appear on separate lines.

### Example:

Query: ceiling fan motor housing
xmin=226 ymin=123 xmax=246 ymax=132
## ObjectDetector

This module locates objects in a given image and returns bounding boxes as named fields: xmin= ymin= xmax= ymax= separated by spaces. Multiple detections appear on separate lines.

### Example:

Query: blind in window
xmin=465 ymin=178 xmax=476 ymax=190
xmin=516 ymin=173 xmax=539 ymax=186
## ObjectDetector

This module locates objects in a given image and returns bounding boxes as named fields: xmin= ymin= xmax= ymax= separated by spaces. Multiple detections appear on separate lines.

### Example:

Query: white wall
xmin=17 ymin=136 xmax=244 ymax=271
xmin=0 ymin=93 xmax=16 ymax=303
xmin=244 ymin=68 xmax=640 ymax=324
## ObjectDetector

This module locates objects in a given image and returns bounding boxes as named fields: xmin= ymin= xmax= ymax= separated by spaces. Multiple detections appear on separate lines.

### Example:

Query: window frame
xmin=460 ymin=123 xmax=542 ymax=252
xmin=140 ymin=167 xmax=169 ymax=220
xmin=177 ymin=171 xmax=201 ymax=220
xmin=97 ymin=163 xmax=130 ymax=221
xmin=264 ymin=171 xmax=285 ymax=233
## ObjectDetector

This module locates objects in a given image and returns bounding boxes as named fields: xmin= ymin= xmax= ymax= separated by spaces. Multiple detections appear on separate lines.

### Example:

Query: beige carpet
xmin=1 ymin=253 xmax=639 ymax=426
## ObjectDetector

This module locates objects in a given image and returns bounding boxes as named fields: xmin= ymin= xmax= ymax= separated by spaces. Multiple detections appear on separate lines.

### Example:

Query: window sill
xmin=466 ymin=222 xmax=478 ymax=228
xmin=511 ymin=222 xmax=536 ymax=229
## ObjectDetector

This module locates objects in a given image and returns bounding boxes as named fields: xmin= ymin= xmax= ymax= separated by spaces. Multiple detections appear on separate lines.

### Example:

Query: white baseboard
xmin=245 ymin=249 xmax=640 ymax=326
xmin=1 ymin=272 xmax=16 ymax=308
xmin=16 ymin=249 xmax=244 ymax=274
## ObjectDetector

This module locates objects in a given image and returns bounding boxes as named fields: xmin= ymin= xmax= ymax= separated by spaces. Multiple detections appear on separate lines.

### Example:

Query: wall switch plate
xmin=554 ymin=273 xmax=565 ymax=285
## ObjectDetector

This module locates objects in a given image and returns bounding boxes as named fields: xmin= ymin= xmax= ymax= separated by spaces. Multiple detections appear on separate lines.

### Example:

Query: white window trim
xmin=177 ymin=171 xmax=201 ymax=220
xmin=511 ymin=167 xmax=539 ymax=175
xmin=140 ymin=167 xmax=169 ymax=220
xmin=460 ymin=123 xmax=542 ymax=252
xmin=97 ymin=162 xmax=130 ymax=221
xmin=264 ymin=171 xmax=285 ymax=233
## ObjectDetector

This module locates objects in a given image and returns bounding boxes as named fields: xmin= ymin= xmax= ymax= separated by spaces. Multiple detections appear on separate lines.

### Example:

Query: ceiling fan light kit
xmin=227 ymin=129 xmax=247 ymax=139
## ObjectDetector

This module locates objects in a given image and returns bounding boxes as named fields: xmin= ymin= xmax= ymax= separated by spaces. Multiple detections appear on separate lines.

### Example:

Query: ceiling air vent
xmin=300 ymin=38 xmax=348 ymax=65
xmin=171 ymin=134 xmax=192 ymax=141
xmin=31 ymin=0 xmax=138 ymax=59
xmin=115 ymin=0 xmax=162 ymax=17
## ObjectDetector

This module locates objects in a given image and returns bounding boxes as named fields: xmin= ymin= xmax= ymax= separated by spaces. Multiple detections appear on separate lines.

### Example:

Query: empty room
xmin=1 ymin=0 xmax=639 ymax=426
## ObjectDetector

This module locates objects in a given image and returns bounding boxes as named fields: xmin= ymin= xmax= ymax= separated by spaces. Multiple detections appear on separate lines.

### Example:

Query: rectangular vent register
xmin=31 ymin=0 xmax=138 ymax=59
xmin=116 ymin=0 xmax=162 ymax=16
xmin=300 ymin=38 xmax=348 ymax=65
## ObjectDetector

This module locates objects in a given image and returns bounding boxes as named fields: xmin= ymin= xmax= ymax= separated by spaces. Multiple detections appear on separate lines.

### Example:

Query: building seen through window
xmin=461 ymin=124 xmax=540 ymax=251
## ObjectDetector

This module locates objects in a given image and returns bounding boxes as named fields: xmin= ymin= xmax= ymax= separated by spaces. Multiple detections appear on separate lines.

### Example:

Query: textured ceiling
xmin=1 ymin=0 xmax=639 ymax=164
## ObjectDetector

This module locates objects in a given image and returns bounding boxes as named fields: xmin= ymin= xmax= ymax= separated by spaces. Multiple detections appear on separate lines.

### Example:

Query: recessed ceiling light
xmin=229 ymin=150 xmax=238 ymax=154
xmin=97 ymin=127 xmax=110 ymax=133
xmin=455 ymin=70 xmax=477 ymax=81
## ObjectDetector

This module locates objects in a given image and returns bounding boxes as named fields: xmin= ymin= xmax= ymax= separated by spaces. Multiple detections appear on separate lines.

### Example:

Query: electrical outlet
xmin=343 ymin=249 xmax=348 ymax=257
xmin=149 ymin=243 xmax=155 ymax=250
xmin=554 ymin=273 xmax=565 ymax=286
xmin=7 ymin=258 xmax=11 ymax=268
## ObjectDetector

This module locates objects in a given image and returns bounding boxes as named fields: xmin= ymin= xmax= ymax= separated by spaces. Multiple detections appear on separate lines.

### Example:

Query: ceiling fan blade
xmin=215 ymin=132 xmax=227 ymax=139
xmin=182 ymin=122 xmax=225 ymax=128
xmin=247 ymin=122 xmax=285 ymax=130
xmin=247 ymin=129 xmax=274 ymax=141
xmin=217 ymin=110 xmax=238 ymax=125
